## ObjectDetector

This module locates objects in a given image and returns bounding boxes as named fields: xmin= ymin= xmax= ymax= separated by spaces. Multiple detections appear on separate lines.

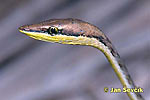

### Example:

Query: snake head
xmin=19 ymin=18 xmax=105 ymax=46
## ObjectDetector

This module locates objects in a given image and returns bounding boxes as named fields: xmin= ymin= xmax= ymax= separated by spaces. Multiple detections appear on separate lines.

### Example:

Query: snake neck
xmin=93 ymin=36 xmax=144 ymax=100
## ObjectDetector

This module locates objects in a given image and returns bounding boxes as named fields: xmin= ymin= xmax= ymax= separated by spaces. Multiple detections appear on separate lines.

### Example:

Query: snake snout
xmin=18 ymin=25 xmax=30 ymax=31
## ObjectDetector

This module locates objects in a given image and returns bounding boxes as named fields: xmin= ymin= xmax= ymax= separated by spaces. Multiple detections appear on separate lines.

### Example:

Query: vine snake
xmin=19 ymin=18 xmax=144 ymax=100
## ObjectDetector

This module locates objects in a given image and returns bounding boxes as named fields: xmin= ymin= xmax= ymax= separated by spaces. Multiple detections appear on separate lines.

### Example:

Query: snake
xmin=19 ymin=18 xmax=144 ymax=100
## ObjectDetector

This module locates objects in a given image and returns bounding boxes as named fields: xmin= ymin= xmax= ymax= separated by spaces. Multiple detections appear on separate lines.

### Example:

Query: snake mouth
xmin=18 ymin=28 xmax=32 ymax=36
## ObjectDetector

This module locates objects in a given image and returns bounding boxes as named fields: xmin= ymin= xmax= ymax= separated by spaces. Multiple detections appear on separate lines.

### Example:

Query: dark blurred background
xmin=0 ymin=0 xmax=149 ymax=100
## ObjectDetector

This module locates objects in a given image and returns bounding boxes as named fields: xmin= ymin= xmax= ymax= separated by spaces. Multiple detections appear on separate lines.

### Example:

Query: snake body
xmin=19 ymin=18 xmax=144 ymax=100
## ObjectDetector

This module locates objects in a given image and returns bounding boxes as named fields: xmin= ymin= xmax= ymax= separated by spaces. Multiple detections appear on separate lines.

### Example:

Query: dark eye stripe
xmin=25 ymin=30 xmax=46 ymax=33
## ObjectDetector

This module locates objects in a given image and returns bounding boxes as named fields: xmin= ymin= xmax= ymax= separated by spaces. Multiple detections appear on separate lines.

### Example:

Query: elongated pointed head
xmin=19 ymin=18 xmax=107 ymax=46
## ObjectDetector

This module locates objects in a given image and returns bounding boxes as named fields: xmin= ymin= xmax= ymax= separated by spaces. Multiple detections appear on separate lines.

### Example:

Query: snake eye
xmin=48 ymin=27 xmax=58 ymax=34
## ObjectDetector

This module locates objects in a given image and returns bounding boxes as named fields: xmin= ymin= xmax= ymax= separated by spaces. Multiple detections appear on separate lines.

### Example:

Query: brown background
xmin=0 ymin=0 xmax=149 ymax=100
